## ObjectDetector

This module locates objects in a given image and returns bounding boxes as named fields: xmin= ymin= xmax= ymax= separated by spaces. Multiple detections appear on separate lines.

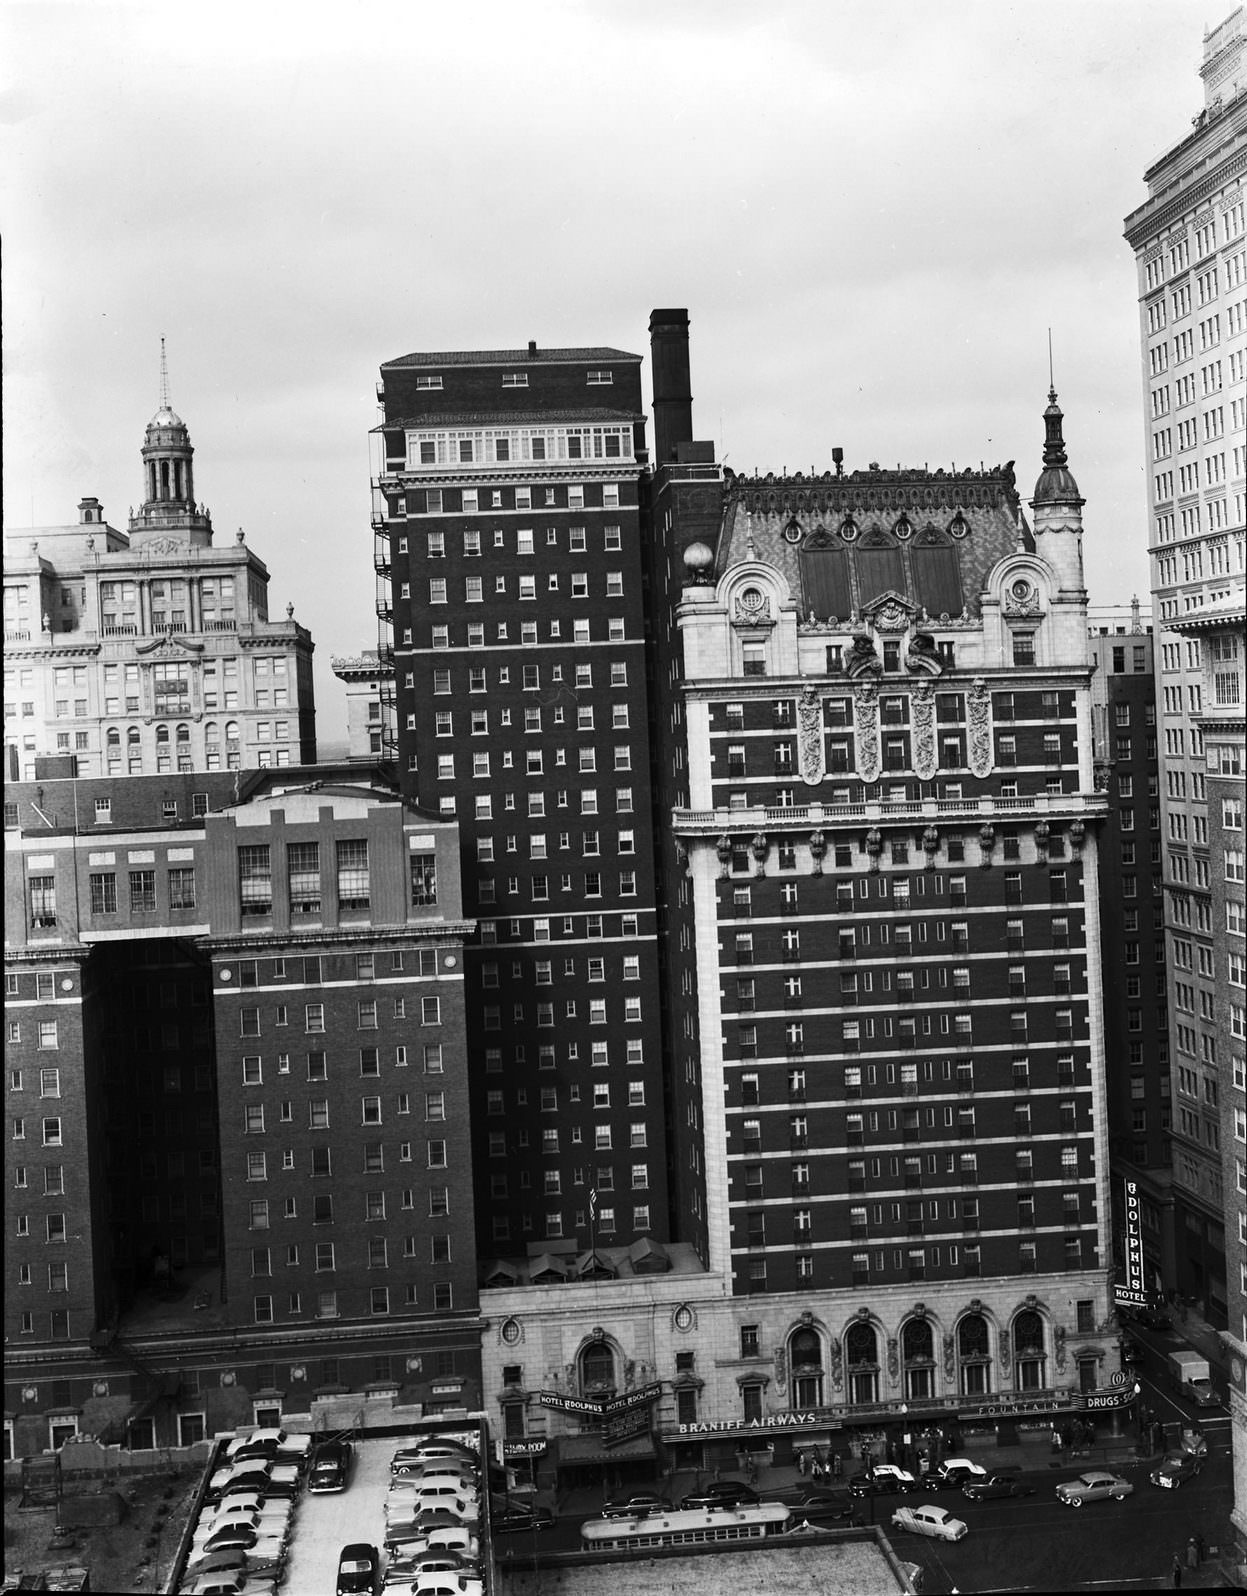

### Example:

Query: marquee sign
xmin=537 ymin=1381 xmax=662 ymax=1418
xmin=1116 ymin=1177 xmax=1148 ymax=1308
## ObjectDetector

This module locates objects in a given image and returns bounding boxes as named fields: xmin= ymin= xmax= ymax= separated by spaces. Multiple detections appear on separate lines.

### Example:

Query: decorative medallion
xmin=893 ymin=514 xmax=913 ymax=541
xmin=839 ymin=515 xmax=860 ymax=543
xmin=948 ymin=510 xmax=970 ymax=538
xmin=733 ymin=587 xmax=773 ymax=627
xmin=502 ymin=1317 xmax=523 ymax=1345
xmin=673 ymin=1304 xmax=695 ymax=1333
xmin=1004 ymin=577 xmax=1042 ymax=618
xmin=783 ymin=517 xmax=803 ymax=544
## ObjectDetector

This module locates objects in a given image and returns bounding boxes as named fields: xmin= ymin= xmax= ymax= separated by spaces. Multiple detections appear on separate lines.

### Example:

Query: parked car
xmin=1149 ymin=1451 xmax=1203 ymax=1490
xmin=932 ymin=1458 xmax=986 ymax=1488
xmin=1132 ymin=1306 xmax=1173 ymax=1331
xmin=309 ymin=1439 xmax=353 ymax=1493
xmin=42 ymin=1572 xmax=90 ymax=1594
xmin=1119 ymin=1338 xmax=1145 ymax=1365
xmin=1055 ymin=1470 xmax=1134 ymax=1506
xmin=600 ymin=1492 xmax=672 ymax=1518
xmin=890 ymin=1504 xmax=969 ymax=1542
xmin=336 ymin=1544 xmax=379 ymax=1596
xmin=848 ymin=1465 xmax=917 ymax=1499
xmin=784 ymin=1487 xmax=854 ymax=1522
xmin=392 ymin=1443 xmax=477 ymax=1470
xmin=387 ymin=1527 xmax=480 ymax=1563
xmin=489 ymin=1502 xmax=554 ymax=1534
xmin=962 ymin=1468 xmax=1034 ymax=1501
xmin=679 ymin=1480 xmax=760 ymax=1510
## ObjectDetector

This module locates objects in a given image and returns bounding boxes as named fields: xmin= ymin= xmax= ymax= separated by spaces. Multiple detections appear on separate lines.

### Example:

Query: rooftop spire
xmin=159 ymin=337 xmax=171 ymax=410
xmin=1042 ymin=385 xmax=1068 ymax=470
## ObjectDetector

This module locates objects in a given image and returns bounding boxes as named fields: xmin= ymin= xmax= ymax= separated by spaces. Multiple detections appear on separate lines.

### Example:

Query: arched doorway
xmin=957 ymin=1313 xmax=992 ymax=1395
xmin=901 ymin=1317 xmax=936 ymax=1401
xmin=788 ymin=1324 xmax=824 ymax=1408
xmin=845 ymin=1321 xmax=879 ymax=1405
xmin=1012 ymin=1310 xmax=1046 ymax=1391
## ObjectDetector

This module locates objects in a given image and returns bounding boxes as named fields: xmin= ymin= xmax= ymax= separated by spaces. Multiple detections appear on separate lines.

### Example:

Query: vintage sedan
xmin=600 ymin=1492 xmax=673 ymax=1518
xmin=1149 ymin=1451 xmax=1203 ymax=1490
xmin=962 ymin=1468 xmax=1034 ymax=1501
xmin=848 ymin=1465 xmax=918 ymax=1499
xmin=1055 ymin=1470 xmax=1134 ymax=1506
xmin=890 ymin=1503 xmax=969 ymax=1542
xmin=932 ymin=1458 xmax=987 ymax=1488
xmin=679 ymin=1480 xmax=760 ymax=1510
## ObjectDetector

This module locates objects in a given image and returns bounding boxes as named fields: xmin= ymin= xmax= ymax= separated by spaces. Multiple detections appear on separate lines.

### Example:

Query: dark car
xmin=847 ymin=1471 xmax=916 ymax=1499
xmin=962 ymin=1468 xmax=1034 ymax=1501
xmin=600 ymin=1491 xmax=672 ymax=1518
xmin=784 ymin=1487 xmax=854 ymax=1522
xmin=1149 ymin=1451 xmax=1202 ymax=1490
xmin=336 ymin=1543 xmax=379 ymax=1596
xmin=1119 ymin=1338 xmax=1144 ymax=1365
xmin=309 ymin=1439 xmax=353 ymax=1494
xmin=1133 ymin=1305 xmax=1173 ymax=1331
xmin=679 ymin=1480 xmax=760 ymax=1511
xmin=490 ymin=1502 xmax=555 ymax=1534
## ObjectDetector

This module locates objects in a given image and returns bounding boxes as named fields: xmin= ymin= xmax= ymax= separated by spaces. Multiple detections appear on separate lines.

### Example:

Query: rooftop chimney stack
xmin=649 ymin=308 xmax=693 ymax=467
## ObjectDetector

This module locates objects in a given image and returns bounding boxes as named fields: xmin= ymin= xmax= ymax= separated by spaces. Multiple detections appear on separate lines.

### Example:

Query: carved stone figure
xmin=864 ymin=827 xmax=884 ymax=872
xmin=967 ymin=677 xmax=993 ymax=779
xmin=887 ymin=1338 xmax=899 ymax=1382
xmin=829 ymin=1337 xmax=843 ymax=1392
xmin=809 ymin=830 xmax=826 ymax=876
xmin=751 ymin=832 xmax=768 ymax=877
xmin=921 ymin=826 xmax=940 ymax=867
xmin=978 ymin=824 xmax=996 ymax=866
xmin=797 ymin=683 xmax=825 ymax=784
xmin=905 ymin=629 xmax=942 ymax=676
xmin=912 ymin=679 xmax=937 ymax=780
xmin=716 ymin=834 xmax=732 ymax=879
xmin=1068 ymin=820 xmax=1086 ymax=853
xmin=854 ymin=680 xmax=881 ymax=783
xmin=846 ymin=632 xmax=882 ymax=678
xmin=943 ymin=1335 xmax=955 ymax=1381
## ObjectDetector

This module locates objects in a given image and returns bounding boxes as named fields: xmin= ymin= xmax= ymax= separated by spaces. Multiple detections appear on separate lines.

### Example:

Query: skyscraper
xmin=372 ymin=341 xmax=670 ymax=1255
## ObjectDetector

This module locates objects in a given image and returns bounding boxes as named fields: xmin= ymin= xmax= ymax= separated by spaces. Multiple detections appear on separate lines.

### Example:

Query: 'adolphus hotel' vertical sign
xmin=1115 ymin=1178 xmax=1149 ymax=1308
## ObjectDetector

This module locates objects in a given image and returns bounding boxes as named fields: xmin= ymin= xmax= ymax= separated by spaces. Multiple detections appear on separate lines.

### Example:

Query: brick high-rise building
xmin=371 ymin=341 xmax=670 ymax=1254
xmin=1124 ymin=6 xmax=1246 ymax=1325
xmin=475 ymin=314 xmax=1125 ymax=1493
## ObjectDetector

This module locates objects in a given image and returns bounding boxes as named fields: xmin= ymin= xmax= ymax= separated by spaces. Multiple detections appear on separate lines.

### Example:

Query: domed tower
xmin=129 ymin=340 xmax=214 ymax=548
xmin=1028 ymin=385 xmax=1085 ymax=596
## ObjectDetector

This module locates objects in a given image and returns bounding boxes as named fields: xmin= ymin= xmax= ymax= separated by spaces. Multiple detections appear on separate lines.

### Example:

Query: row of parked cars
xmin=339 ymin=1436 xmax=488 ymax=1596
xmin=178 ymin=1428 xmax=317 ymax=1596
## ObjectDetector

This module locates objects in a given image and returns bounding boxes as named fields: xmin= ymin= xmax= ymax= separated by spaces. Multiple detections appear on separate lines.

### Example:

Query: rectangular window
xmin=238 ymin=845 xmax=272 ymax=916
xmin=336 ymin=840 xmax=369 ymax=910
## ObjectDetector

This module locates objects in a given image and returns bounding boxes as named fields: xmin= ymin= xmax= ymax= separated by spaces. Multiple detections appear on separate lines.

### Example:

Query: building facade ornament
xmin=854 ymin=679 xmax=881 ymax=782
xmin=912 ymin=679 xmax=938 ymax=780
xmin=846 ymin=634 xmax=882 ymax=679
xmin=808 ymin=830 xmax=826 ymax=876
xmin=716 ymin=834 xmax=732 ymax=878
xmin=751 ymin=832 xmax=769 ymax=877
xmin=797 ymin=683 xmax=825 ymax=784
xmin=733 ymin=587 xmax=773 ymax=627
xmin=967 ymin=677 xmax=993 ymax=778
xmin=1003 ymin=577 xmax=1043 ymax=617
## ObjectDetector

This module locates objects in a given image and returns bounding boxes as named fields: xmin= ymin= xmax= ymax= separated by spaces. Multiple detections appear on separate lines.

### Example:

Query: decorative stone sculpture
xmin=751 ymin=832 xmax=768 ymax=878
xmin=865 ymin=827 xmax=883 ymax=873
xmin=716 ymin=834 xmax=732 ymax=879
xmin=809 ymin=830 xmax=826 ymax=876
xmin=912 ymin=679 xmax=937 ymax=780
xmin=978 ymin=823 xmax=996 ymax=866
xmin=854 ymin=679 xmax=881 ymax=784
xmin=797 ymin=682 xmax=825 ymax=785
xmin=921 ymin=826 xmax=940 ymax=868
xmin=967 ymin=677 xmax=993 ymax=778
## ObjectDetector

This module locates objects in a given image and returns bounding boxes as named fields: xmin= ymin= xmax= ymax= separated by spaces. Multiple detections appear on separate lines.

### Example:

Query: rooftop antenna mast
xmin=1048 ymin=328 xmax=1055 ymax=394
xmin=159 ymin=336 xmax=171 ymax=409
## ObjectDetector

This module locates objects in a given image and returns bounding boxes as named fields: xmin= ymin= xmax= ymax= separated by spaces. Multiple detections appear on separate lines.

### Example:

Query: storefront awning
xmin=557 ymin=1432 xmax=656 ymax=1466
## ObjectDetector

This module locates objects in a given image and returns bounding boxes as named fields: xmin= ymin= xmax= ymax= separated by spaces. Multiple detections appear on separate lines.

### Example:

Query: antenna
xmin=1047 ymin=328 xmax=1054 ymax=392
xmin=159 ymin=337 xmax=171 ymax=409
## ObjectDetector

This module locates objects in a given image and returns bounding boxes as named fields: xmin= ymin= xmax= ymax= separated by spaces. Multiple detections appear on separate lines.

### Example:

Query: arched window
xmin=844 ymin=1321 xmax=879 ymax=1405
xmin=957 ymin=1313 xmax=992 ymax=1396
xmin=579 ymin=1339 xmax=615 ymax=1400
xmin=788 ymin=1325 xmax=824 ymax=1408
xmin=224 ymin=722 xmax=240 ymax=744
xmin=155 ymin=724 xmax=170 ymax=745
xmin=901 ymin=1317 xmax=935 ymax=1401
xmin=176 ymin=723 xmax=190 ymax=743
xmin=127 ymin=727 xmax=141 ymax=746
xmin=106 ymin=727 xmax=121 ymax=749
xmin=1012 ymin=1310 xmax=1046 ymax=1392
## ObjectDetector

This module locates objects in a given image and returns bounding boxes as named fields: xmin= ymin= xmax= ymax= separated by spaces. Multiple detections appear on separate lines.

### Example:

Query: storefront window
xmin=845 ymin=1321 xmax=879 ymax=1404
xmin=741 ymin=1382 xmax=764 ymax=1423
xmin=957 ymin=1312 xmax=992 ymax=1395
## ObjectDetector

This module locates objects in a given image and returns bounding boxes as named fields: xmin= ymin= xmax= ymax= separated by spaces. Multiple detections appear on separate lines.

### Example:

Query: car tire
xmin=1067 ymin=1497 xmax=1082 ymax=1508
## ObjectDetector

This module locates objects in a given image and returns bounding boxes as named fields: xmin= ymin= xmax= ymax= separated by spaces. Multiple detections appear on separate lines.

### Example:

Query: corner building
xmin=372 ymin=342 xmax=669 ymax=1253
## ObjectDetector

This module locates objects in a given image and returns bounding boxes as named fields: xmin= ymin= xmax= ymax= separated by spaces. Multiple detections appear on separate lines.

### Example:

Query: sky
xmin=1 ymin=0 xmax=1216 ymax=750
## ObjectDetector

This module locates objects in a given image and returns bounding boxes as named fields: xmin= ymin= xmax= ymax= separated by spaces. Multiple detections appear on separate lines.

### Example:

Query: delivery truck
xmin=1167 ymin=1349 xmax=1219 ymax=1407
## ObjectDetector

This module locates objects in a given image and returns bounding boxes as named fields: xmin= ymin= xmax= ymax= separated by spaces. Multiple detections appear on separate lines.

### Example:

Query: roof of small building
xmin=381 ymin=346 xmax=639 ymax=369
xmin=373 ymin=407 xmax=642 ymax=431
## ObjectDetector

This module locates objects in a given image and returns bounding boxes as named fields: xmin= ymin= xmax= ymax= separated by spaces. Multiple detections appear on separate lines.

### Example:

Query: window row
xmin=246 ymin=1139 xmax=449 ymax=1192
xmin=420 ymin=523 xmax=622 ymax=555
xmin=238 ymin=997 xmax=441 ymax=1035
xmin=253 ymin=1282 xmax=452 ymax=1321
xmin=476 ymin=871 xmax=638 ymax=904
xmin=240 ymin=1045 xmax=443 ymax=1083
xmin=439 ymin=747 xmax=633 ymax=777
xmin=241 ymin=1093 xmax=448 ymax=1132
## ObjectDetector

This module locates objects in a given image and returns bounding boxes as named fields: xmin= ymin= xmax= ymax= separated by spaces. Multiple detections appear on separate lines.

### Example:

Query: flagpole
xmin=589 ymin=1187 xmax=597 ymax=1263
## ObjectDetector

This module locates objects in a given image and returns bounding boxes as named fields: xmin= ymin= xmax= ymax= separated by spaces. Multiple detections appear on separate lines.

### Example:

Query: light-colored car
xmin=933 ymin=1457 xmax=986 ymax=1487
xmin=890 ymin=1503 xmax=969 ymax=1542
xmin=1055 ymin=1470 xmax=1134 ymax=1506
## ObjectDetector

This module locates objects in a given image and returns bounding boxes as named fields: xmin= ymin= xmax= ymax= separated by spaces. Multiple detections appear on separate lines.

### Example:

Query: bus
xmin=580 ymin=1502 xmax=791 ymax=1552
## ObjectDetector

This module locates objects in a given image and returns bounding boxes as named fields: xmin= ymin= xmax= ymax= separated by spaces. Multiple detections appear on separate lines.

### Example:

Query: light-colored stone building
xmin=3 ymin=364 xmax=316 ymax=780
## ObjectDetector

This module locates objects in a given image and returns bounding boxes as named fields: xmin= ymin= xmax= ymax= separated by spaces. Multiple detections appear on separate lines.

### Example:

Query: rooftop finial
xmin=159 ymin=337 xmax=171 ymax=410
xmin=1047 ymin=327 xmax=1054 ymax=397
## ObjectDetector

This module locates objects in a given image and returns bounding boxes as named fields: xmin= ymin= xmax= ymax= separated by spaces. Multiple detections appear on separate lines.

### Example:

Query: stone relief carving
xmin=1003 ymin=577 xmax=1042 ymax=617
xmin=912 ymin=679 xmax=937 ymax=781
xmin=751 ymin=832 xmax=769 ymax=877
xmin=846 ymin=633 xmax=882 ymax=678
xmin=1054 ymin=1326 xmax=1067 ymax=1374
xmin=864 ymin=827 xmax=884 ymax=873
xmin=978 ymin=823 xmax=996 ymax=866
xmin=829 ymin=1337 xmax=843 ymax=1392
xmin=1068 ymin=820 xmax=1086 ymax=853
xmin=716 ymin=834 xmax=732 ymax=879
xmin=733 ymin=588 xmax=773 ymax=627
xmin=773 ymin=1345 xmax=788 ymax=1385
xmin=866 ymin=596 xmax=913 ymax=634
xmin=967 ymin=677 xmax=993 ymax=779
xmin=905 ymin=630 xmax=943 ymax=676
xmin=797 ymin=683 xmax=825 ymax=785
xmin=943 ymin=1335 xmax=955 ymax=1381
xmin=854 ymin=679 xmax=881 ymax=783
xmin=809 ymin=830 xmax=826 ymax=876
xmin=921 ymin=826 xmax=940 ymax=868
xmin=886 ymin=1338 xmax=899 ymax=1382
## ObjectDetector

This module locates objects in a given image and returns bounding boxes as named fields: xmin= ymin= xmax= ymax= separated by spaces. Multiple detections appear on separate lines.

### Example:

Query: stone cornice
xmin=1125 ymin=121 xmax=1246 ymax=248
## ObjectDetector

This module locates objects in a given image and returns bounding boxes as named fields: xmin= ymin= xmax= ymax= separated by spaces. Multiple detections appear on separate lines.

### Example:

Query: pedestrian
xmin=1050 ymin=1425 xmax=1062 ymax=1454
xmin=1187 ymin=1537 xmax=1199 ymax=1570
xmin=1172 ymin=1554 xmax=1183 ymax=1588
xmin=1195 ymin=1532 xmax=1206 ymax=1563
xmin=811 ymin=1455 xmax=822 ymax=1483
xmin=797 ymin=1448 xmax=807 ymax=1477
xmin=832 ymin=1451 xmax=842 ymax=1480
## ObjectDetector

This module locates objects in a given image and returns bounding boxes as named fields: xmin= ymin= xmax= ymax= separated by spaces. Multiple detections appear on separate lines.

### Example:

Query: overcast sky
xmin=1 ymin=1 xmax=1215 ymax=749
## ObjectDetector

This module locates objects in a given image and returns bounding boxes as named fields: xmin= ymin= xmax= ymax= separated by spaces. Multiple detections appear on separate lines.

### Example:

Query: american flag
xmin=589 ymin=1188 xmax=598 ymax=1221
